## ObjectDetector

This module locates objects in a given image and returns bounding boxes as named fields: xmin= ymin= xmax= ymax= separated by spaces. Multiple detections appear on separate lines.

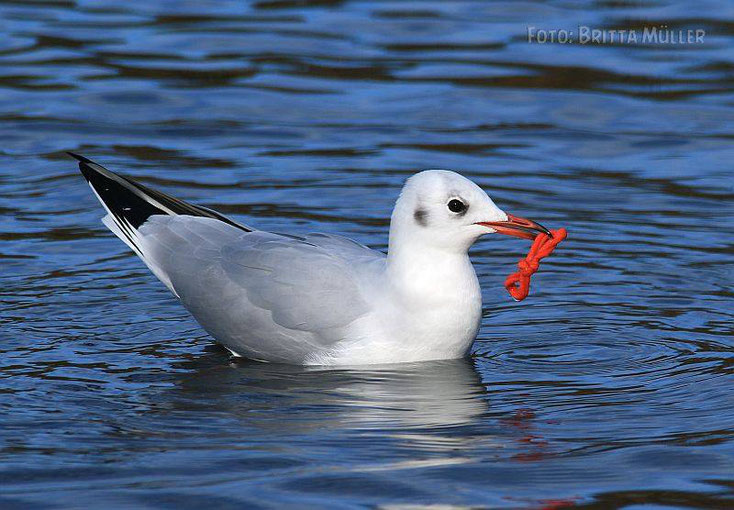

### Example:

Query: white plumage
xmin=72 ymin=153 xmax=551 ymax=365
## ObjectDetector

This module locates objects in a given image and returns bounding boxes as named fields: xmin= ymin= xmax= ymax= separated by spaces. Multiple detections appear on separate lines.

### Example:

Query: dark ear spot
xmin=414 ymin=208 xmax=428 ymax=227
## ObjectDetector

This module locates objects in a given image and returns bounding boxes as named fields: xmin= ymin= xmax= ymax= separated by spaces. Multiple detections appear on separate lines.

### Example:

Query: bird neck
xmin=386 ymin=241 xmax=477 ymax=304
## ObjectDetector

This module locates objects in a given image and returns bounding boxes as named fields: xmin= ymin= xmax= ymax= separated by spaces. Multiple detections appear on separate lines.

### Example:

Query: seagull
xmin=71 ymin=153 xmax=552 ymax=366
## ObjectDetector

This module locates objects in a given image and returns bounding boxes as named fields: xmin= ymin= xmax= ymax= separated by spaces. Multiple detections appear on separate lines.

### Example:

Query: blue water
xmin=1 ymin=1 xmax=733 ymax=508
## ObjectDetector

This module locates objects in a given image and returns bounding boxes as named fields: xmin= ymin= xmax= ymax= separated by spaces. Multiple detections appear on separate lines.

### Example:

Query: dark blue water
xmin=1 ymin=1 xmax=733 ymax=508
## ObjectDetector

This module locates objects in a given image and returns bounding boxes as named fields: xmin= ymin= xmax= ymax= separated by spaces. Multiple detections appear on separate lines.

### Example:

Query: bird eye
xmin=447 ymin=199 xmax=466 ymax=213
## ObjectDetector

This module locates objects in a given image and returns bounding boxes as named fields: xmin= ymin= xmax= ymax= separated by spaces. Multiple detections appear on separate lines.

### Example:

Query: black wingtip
xmin=67 ymin=151 xmax=102 ymax=184
xmin=74 ymin=152 xmax=253 ymax=232
xmin=66 ymin=151 xmax=94 ymax=164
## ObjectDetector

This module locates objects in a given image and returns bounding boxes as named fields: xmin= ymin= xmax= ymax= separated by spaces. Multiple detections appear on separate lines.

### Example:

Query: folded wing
xmin=73 ymin=152 xmax=383 ymax=362
xmin=139 ymin=216 xmax=381 ymax=361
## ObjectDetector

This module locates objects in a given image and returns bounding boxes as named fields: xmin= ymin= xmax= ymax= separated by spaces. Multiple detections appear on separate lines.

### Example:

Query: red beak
xmin=476 ymin=213 xmax=552 ymax=241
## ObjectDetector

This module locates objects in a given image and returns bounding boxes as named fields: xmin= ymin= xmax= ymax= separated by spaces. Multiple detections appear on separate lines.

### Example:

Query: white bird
xmin=71 ymin=153 xmax=551 ymax=366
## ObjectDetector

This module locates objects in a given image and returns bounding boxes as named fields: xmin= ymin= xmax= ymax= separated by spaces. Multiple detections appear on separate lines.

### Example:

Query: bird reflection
xmin=166 ymin=347 xmax=490 ymax=433
xmin=140 ymin=347 xmax=553 ymax=471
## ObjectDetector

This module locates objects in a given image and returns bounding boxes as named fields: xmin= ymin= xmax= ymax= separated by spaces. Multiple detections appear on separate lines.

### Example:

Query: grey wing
xmin=302 ymin=232 xmax=383 ymax=260
xmin=137 ymin=216 xmax=380 ymax=361
xmin=219 ymin=232 xmax=378 ymax=331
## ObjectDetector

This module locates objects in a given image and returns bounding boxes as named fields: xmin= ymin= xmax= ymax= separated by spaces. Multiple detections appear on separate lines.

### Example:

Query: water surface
xmin=1 ymin=0 xmax=733 ymax=508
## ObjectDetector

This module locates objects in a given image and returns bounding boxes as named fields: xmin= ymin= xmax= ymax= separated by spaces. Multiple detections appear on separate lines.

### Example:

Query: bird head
xmin=389 ymin=170 xmax=550 ymax=254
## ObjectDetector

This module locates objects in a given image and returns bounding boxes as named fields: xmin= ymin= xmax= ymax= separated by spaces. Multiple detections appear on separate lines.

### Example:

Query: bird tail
xmin=70 ymin=152 xmax=250 ymax=293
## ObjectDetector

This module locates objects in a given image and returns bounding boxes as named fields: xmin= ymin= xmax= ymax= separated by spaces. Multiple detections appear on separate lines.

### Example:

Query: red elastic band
xmin=504 ymin=228 xmax=567 ymax=301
